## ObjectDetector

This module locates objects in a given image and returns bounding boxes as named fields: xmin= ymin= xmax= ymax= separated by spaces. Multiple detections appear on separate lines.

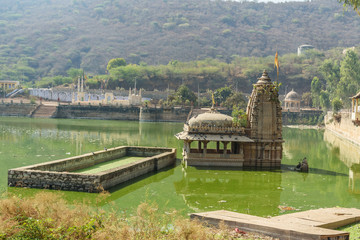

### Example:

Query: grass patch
xmin=338 ymin=222 xmax=360 ymax=239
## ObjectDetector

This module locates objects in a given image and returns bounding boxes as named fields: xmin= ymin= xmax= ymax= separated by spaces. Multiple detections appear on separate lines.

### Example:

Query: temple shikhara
xmin=175 ymin=70 xmax=283 ymax=168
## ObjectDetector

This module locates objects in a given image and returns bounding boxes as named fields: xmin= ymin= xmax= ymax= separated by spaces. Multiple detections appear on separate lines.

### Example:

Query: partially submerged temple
xmin=175 ymin=70 xmax=283 ymax=168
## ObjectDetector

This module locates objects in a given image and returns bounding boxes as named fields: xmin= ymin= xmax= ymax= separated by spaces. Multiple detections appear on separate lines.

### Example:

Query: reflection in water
xmin=2 ymin=118 xmax=360 ymax=217
xmin=174 ymin=167 xmax=282 ymax=217
xmin=324 ymin=129 xmax=360 ymax=194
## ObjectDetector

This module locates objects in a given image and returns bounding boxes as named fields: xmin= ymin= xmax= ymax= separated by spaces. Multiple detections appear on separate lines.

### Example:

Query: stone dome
xmin=188 ymin=111 xmax=233 ymax=128
xmin=285 ymin=89 xmax=300 ymax=101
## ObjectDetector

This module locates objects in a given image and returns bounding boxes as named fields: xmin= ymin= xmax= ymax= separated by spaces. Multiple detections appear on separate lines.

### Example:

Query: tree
xmin=337 ymin=50 xmax=360 ymax=106
xmin=319 ymin=90 xmax=330 ymax=110
xmin=332 ymin=97 xmax=343 ymax=112
xmin=223 ymin=92 xmax=247 ymax=109
xmin=214 ymin=86 xmax=232 ymax=105
xmin=311 ymin=77 xmax=323 ymax=107
xmin=175 ymin=85 xmax=196 ymax=106
xmin=232 ymin=107 xmax=248 ymax=127
xmin=339 ymin=0 xmax=360 ymax=15
xmin=301 ymin=92 xmax=312 ymax=107
xmin=67 ymin=68 xmax=83 ymax=80
xmin=320 ymin=59 xmax=340 ymax=97
xmin=107 ymin=58 xmax=127 ymax=71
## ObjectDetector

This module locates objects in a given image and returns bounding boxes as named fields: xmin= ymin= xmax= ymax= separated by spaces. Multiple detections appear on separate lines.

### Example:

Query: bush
xmin=332 ymin=97 xmax=343 ymax=113
xmin=0 ymin=192 xmax=247 ymax=240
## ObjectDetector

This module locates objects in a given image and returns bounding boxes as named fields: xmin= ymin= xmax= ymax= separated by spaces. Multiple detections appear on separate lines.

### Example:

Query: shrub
xmin=0 ymin=192 xmax=248 ymax=240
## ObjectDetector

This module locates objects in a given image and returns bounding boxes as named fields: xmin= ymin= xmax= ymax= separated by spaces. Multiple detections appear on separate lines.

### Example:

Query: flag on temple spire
xmin=274 ymin=50 xmax=279 ymax=81
xmin=212 ymin=93 xmax=215 ymax=107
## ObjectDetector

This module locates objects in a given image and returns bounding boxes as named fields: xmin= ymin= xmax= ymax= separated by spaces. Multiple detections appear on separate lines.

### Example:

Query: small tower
xmin=245 ymin=70 xmax=283 ymax=166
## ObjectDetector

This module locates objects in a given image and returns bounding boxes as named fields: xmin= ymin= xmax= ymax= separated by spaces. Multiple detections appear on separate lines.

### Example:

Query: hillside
xmin=0 ymin=0 xmax=359 ymax=81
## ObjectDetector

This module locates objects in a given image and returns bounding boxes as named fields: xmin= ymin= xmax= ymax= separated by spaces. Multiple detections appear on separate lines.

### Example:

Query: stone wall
xmin=99 ymin=151 xmax=176 ymax=189
xmin=139 ymin=107 xmax=190 ymax=122
xmin=54 ymin=105 xmax=191 ymax=122
xmin=8 ymin=146 xmax=176 ymax=193
xmin=0 ymin=102 xmax=37 ymax=117
xmin=29 ymin=88 xmax=169 ymax=102
xmin=55 ymin=105 xmax=140 ymax=121
xmin=325 ymin=111 xmax=360 ymax=145
xmin=242 ymin=142 xmax=282 ymax=168
xmin=29 ymin=146 xmax=128 ymax=172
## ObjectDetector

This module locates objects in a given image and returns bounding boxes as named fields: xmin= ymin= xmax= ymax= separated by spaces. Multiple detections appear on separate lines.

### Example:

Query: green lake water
xmin=74 ymin=156 xmax=144 ymax=174
xmin=1 ymin=117 xmax=360 ymax=217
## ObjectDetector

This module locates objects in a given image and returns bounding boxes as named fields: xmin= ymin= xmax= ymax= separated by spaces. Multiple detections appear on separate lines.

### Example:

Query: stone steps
xmin=31 ymin=105 xmax=57 ymax=118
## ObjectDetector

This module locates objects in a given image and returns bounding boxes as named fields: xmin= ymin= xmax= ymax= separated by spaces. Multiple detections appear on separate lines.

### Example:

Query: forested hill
xmin=0 ymin=0 xmax=359 ymax=79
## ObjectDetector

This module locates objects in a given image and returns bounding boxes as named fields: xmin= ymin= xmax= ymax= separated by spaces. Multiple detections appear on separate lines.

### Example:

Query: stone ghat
xmin=8 ymin=146 xmax=176 ymax=193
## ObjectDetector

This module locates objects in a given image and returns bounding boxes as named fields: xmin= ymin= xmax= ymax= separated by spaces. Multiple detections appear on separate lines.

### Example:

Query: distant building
xmin=175 ymin=70 xmax=283 ymax=168
xmin=283 ymin=89 xmax=300 ymax=112
xmin=0 ymin=81 xmax=19 ymax=89
xmin=128 ymin=88 xmax=142 ymax=106
xmin=297 ymin=45 xmax=314 ymax=56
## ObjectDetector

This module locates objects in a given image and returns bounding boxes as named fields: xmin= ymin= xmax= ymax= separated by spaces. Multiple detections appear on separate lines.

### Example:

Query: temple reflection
xmin=324 ymin=129 xmax=360 ymax=194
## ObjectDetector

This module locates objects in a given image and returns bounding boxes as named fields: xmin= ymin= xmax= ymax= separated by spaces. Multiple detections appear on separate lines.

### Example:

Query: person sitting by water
xmin=295 ymin=157 xmax=309 ymax=172
xmin=300 ymin=157 xmax=309 ymax=172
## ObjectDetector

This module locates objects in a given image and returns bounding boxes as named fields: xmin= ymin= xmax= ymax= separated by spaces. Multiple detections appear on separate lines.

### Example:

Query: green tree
xmin=107 ymin=58 xmax=127 ymax=71
xmin=301 ymin=92 xmax=312 ymax=107
xmin=67 ymin=68 xmax=83 ymax=80
xmin=319 ymin=90 xmax=330 ymax=110
xmin=223 ymin=92 xmax=247 ymax=109
xmin=337 ymin=50 xmax=360 ymax=107
xmin=311 ymin=77 xmax=323 ymax=107
xmin=175 ymin=85 xmax=196 ymax=106
xmin=232 ymin=107 xmax=248 ymax=127
xmin=339 ymin=0 xmax=360 ymax=15
xmin=332 ymin=97 xmax=343 ymax=112
xmin=320 ymin=59 xmax=340 ymax=96
xmin=214 ymin=86 xmax=233 ymax=105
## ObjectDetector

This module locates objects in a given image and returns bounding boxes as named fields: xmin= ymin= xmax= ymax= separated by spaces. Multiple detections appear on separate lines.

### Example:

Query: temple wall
xmin=242 ymin=142 xmax=282 ymax=168
xmin=324 ymin=111 xmax=360 ymax=146
xmin=8 ymin=146 xmax=176 ymax=193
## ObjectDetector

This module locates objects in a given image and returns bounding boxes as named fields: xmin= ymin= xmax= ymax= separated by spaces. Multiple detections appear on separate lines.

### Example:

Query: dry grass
xmin=0 ymin=192 xmax=275 ymax=240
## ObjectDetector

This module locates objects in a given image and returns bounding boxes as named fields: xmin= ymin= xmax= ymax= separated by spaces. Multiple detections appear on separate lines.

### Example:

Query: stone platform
xmin=191 ymin=208 xmax=360 ymax=239
xmin=8 ymin=146 xmax=176 ymax=193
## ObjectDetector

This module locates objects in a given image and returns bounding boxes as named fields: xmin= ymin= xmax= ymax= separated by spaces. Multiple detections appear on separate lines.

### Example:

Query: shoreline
xmin=284 ymin=124 xmax=324 ymax=130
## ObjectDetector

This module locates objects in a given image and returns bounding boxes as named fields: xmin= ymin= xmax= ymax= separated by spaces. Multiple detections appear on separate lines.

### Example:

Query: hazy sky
xmin=230 ymin=0 xmax=308 ymax=3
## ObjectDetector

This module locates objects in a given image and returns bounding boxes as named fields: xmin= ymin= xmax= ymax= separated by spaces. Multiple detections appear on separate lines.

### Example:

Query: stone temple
xmin=175 ymin=70 xmax=283 ymax=168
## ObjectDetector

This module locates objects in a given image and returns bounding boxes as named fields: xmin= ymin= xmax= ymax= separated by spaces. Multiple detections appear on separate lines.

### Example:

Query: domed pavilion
xmin=175 ymin=70 xmax=283 ymax=168
xmin=283 ymin=89 xmax=300 ymax=112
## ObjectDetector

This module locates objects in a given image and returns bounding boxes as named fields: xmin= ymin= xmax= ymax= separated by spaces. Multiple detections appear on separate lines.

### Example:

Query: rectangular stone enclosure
xmin=8 ymin=146 xmax=176 ymax=193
